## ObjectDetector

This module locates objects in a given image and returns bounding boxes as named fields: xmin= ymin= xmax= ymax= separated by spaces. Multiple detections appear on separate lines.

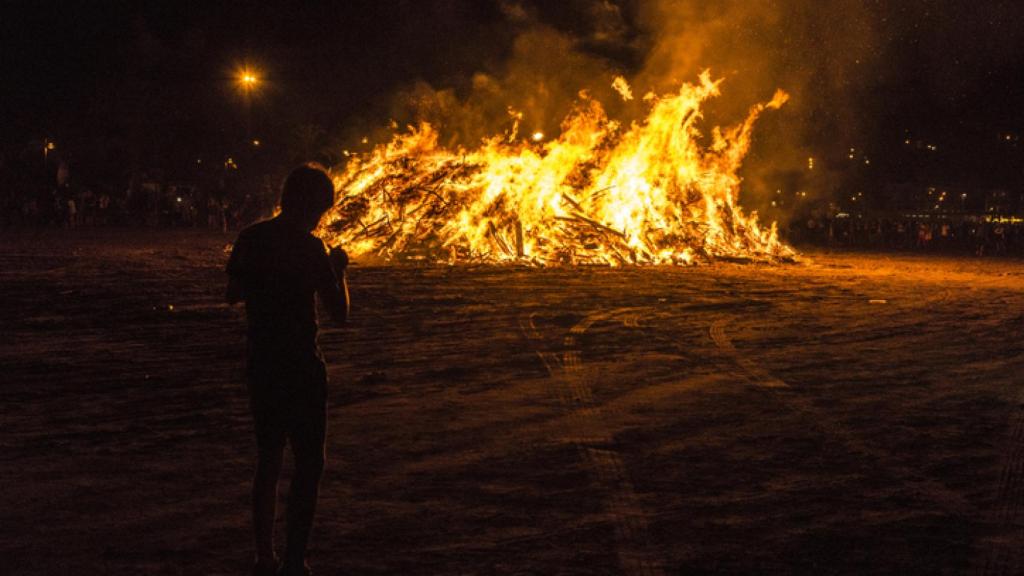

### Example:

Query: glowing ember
xmin=318 ymin=72 xmax=792 ymax=265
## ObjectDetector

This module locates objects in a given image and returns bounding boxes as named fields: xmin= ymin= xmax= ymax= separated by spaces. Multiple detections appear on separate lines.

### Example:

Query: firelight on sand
xmin=318 ymin=72 xmax=793 ymax=266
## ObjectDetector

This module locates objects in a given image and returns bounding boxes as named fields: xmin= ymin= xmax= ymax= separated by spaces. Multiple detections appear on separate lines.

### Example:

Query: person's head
xmin=279 ymin=164 xmax=334 ymax=231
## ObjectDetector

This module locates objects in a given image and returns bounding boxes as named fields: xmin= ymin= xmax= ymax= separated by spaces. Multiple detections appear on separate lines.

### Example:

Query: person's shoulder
xmin=237 ymin=218 xmax=280 ymax=242
xmin=233 ymin=220 xmax=258 ymax=240
xmin=242 ymin=218 xmax=276 ymax=236
xmin=303 ymin=231 xmax=329 ymax=255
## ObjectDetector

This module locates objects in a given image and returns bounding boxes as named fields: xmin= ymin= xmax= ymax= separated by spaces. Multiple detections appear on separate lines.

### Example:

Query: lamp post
xmin=236 ymin=67 xmax=260 ymax=139
xmin=232 ymin=66 xmax=266 ymax=223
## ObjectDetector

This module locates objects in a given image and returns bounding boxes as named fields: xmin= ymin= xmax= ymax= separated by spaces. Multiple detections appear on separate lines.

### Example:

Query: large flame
xmin=318 ymin=72 xmax=792 ymax=265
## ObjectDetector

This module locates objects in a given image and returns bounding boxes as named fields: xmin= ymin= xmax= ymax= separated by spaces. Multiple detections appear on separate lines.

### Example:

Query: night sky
xmin=3 ymin=0 xmax=1024 ymax=196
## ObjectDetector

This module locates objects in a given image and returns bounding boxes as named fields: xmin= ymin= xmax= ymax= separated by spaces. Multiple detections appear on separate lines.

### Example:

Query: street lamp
xmin=235 ymin=65 xmax=262 ymax=139
xmin=236 ymin=67 xmax=260 ymax=94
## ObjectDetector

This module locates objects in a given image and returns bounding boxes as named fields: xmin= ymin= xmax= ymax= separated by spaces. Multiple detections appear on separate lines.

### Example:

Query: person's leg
xmin=253 ymin=442 xmax=285 ymax=565
xmin=249 ymin=374 xmax=288 ymax=569
xmin=281 ymin=441 xmax=324 ymax=571
xmin=281 ymin=369 xmax=328 ymax=571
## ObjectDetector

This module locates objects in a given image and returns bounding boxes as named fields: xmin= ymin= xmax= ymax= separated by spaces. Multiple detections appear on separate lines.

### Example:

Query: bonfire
xmin=318 ymin=72 xmax=792 ymax=266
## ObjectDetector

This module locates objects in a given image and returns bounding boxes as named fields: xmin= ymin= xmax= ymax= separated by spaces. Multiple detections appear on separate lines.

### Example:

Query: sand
xmin=2 ymin=229 xmax=1023 ymax=575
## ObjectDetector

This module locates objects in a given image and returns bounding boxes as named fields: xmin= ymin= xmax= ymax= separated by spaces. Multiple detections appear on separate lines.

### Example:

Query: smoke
xmin=381 ymin=0 xmax=887 ymax=218
xmin=390 ymin=24 xmax=615 ymax=147
xmin=633 ymin=1 xmax=881 ymax=108
xmin=630 ymin=0 xmax=882 ymax=212
xmin=387 ymin=0 xmax=631 ymax=147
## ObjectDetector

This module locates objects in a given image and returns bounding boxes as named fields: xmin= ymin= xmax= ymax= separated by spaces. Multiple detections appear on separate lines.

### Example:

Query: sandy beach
xmin=3 ymin=229 xmax=1023 ymax=575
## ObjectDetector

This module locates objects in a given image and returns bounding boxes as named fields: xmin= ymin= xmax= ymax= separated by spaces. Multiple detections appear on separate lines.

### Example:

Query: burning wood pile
xmin=318 ymin=72 xmax=793 ymax=266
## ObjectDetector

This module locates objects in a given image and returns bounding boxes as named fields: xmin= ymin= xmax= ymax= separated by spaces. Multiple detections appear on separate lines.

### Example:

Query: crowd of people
xmin=0 ymin=176 xmax=277 ymax=232
xmin=789 ymin=214 xmax=1024 ymax=257
xmin=3 ymin=167 xmax=1023 ymax=260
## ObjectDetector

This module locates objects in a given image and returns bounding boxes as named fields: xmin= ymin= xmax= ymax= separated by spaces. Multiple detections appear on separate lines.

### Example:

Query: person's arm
xmin=226 ymin=275 xmax=245 ymax=305
xmin=315 ymin=245 xmax=350 ymax=323
xmin=225 ymin=234 xmax=248 ymax=304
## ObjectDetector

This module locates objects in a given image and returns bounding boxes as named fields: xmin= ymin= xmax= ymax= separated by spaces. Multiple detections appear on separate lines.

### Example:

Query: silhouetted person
xmin=226 ymin=165 xmax=349 ymax=576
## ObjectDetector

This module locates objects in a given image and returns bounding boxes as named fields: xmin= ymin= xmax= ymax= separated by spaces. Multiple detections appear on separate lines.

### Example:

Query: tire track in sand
xmin=974 ymin=395 xmax=1024 ymax=575
xmin=522 ymin=307 xmax=665 ymax=576
xmin=710 ymin=316 xmax=974 ymax=519
xmin=709 ymin=319 xmax=788 ymax=389
xmin=909 ymin=286 xmax=1024 ymax=576
xmin=973 ymin=383 xmax=1024 ymax=575
xmin=931 ymin=283 xmax=1024 ymax=575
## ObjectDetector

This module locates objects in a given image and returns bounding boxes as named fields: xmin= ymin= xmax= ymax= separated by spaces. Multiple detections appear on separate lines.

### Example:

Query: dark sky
xmin=3 ymin=0 xmax=1023 ymax=190
xmin=2 ymin=2 xmax=514 ymax=148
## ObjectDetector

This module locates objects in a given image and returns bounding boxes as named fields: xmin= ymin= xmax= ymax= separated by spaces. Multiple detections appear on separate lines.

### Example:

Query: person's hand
xmin=329 ymin=246 xmax=349 ymax=274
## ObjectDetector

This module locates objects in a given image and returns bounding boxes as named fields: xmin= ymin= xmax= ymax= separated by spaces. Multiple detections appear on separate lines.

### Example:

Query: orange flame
xmin=319 ymin=71 xmax=792 ymax=265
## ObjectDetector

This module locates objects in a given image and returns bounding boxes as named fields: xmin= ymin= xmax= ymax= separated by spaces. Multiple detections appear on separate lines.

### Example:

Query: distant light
xmin=807 ymin=157 xmax=814 ymax=170
xmin=176 ymin=197 xmax=182 ymax=203
xmin=46 ymin=142 xmax=55 ymax=150
xmin=361 ymin=137 xmax=369 ymax=144
xmin=532 ymin=131 xmax=545 ymax=142
xmin=236 ymin=67 xmax=261 ymax=92
xmin=252 ymin=139 xmax=260 ymax=146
